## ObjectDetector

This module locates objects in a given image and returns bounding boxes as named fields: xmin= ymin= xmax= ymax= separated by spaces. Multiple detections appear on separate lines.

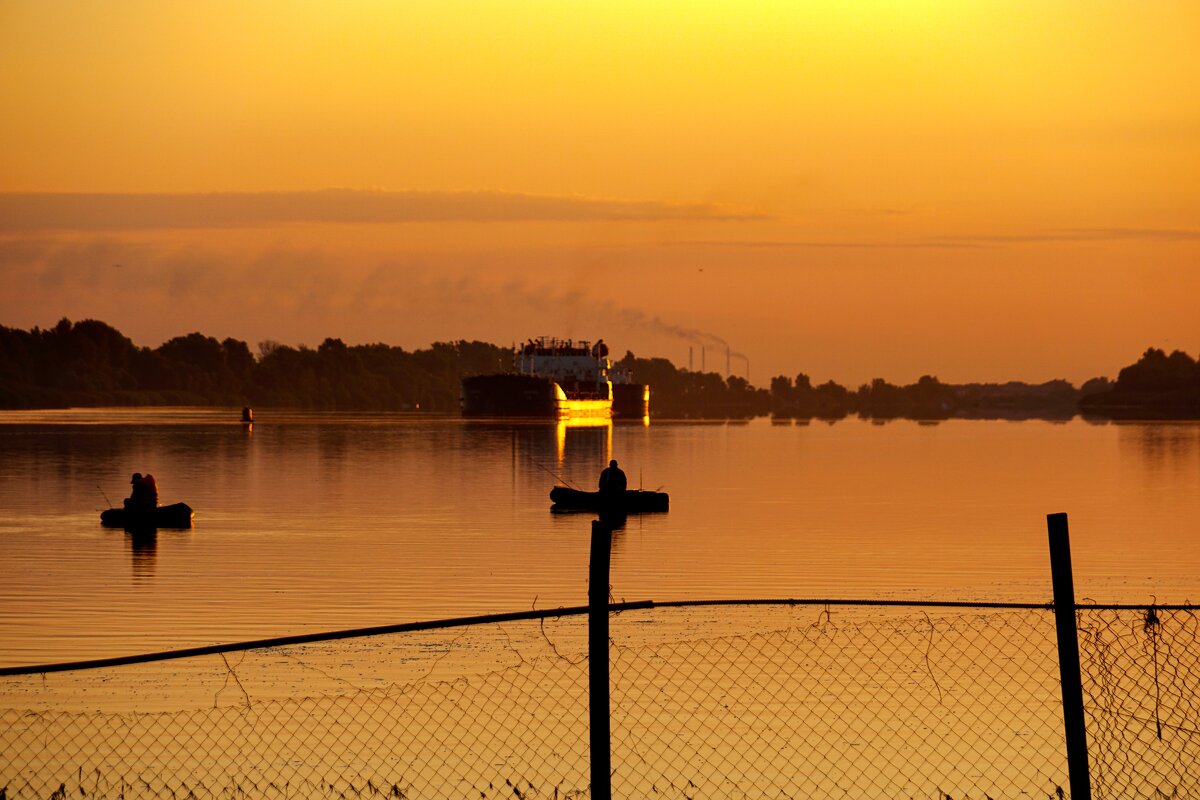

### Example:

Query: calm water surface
xmin=1 ymin=409 xmax=1197 ymax=667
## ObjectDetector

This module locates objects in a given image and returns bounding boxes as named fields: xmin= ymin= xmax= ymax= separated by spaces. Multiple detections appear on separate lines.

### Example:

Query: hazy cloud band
xmin=662 ymin=228 xmax=1200 ymax=250
xmin=937 ymin=228 xmax=1200 ymax=244
xmin=0 ymin=190 xmax=764 ymax=231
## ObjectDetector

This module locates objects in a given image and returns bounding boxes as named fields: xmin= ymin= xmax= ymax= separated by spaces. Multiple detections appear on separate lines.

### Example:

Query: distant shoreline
xmin=2 ymin=319 xmax=1196 ymax=420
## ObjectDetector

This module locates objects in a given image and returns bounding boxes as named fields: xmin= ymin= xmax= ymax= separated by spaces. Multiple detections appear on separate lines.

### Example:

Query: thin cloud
xmin=937 ymin=228 xmax=1200 ymax=244
xmin=0 ymin=190 xmax=766 ymax=232
xmin=0 ymin=237 xmax=737 ymax=355
xmin=659 ymin=240 xmax=988 ymax=250
xmin=664 ymin=227 xmax=1200 ymax=250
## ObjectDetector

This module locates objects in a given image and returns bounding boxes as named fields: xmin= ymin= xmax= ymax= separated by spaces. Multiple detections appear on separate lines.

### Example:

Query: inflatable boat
xmin=549 ymin=486 xmax=669 ymax=513
xmin=100 ymin=502 xmax=195 ymax=529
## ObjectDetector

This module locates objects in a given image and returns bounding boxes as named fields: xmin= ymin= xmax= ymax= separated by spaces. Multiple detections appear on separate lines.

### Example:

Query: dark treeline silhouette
xmin=769 ymin=373 xmax=1117 ymax=421
xmin=0 ymin=319 xmax=508 ymax=411
xmin=1 ymin=319 xmax=1193 ymax=419
xmin=614 ymin=352 xmax=770 ymax=418
xmin=1079 ymin=348 xmax=1200 ymax=418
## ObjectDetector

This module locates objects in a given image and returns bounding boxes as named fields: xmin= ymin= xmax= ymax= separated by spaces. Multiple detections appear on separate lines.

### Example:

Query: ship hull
xmin=462 ymin=374 xmax=615 ymax=418
xmin=613 ymin=383 xmax=650 ymax=418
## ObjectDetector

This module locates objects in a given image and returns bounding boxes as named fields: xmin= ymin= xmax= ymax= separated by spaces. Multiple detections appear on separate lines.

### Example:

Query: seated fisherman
xmin=141 ymin=473 xmax=159 ymax=507
xmin=124 ymin=473 xmax=154 ymax=511
xmin=598 ymin=459 xmax=627 ymax=498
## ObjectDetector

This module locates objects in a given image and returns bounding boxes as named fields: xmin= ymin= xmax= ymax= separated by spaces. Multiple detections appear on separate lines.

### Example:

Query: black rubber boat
xmin=549 ymin=486 xmax=669 ymax=513
xmin=100 ymin=502 xmax=195 ymax=529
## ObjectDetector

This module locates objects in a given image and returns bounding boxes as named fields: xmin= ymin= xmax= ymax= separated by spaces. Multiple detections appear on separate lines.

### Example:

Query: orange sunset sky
xmin=1 ymin=1 xmax=1197 ymax=386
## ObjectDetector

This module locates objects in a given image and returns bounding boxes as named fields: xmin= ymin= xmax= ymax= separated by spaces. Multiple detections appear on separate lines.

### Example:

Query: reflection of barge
xmin=462 ymin=337 xmax=649 ymax=418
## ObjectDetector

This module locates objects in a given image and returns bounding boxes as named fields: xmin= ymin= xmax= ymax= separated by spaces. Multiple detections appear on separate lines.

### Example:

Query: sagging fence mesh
xmin=1079 ymin=607 xmax=1200 ymax=799
xmin=1 ymin=603 xmax=1196 ymax=799
xmin=611 ymin=606 xmax=1067 ymax=798
xmin=1 ymin=619 xmax=593 ymax=799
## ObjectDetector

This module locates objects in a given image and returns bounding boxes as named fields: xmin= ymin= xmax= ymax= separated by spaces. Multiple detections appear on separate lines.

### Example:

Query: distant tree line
xmin=614 ymin=352 xmax=771 ymax=418
xmin=1 ymin=319 xmax=1194 ymax=419
xmin=766 ymin=372 xmax=1114 ymax=421
xmin=614 ymin=352 xmax=1124 ymax=420
xmin=764 ymin=349 xmax=1200 ymax=420
xmin=613 ymin=352 xmax=1117 ymax=420
xmin=1079 ymin=348 xmax=1200 ymax=418
xmin=0 ymin=319 xmax=508 ymax=411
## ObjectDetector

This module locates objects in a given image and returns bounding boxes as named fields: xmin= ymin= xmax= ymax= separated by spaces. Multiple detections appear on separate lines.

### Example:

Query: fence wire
xmin=1 ymin=603 xmax=1196 ymax=799
xmin=1079 ymin=607 xmax=1200 ymax=799
xmin=1 ymin=619 xmax=593 ymax=800
xmin=611 ymin=606 xmax=1067 ymax=798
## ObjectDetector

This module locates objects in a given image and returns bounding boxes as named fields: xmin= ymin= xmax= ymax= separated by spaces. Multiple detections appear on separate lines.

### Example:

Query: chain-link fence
xmin=2 ymin=601 xmax=1197 ymax=798
xmin=1 ymin=614 xmax=594 ymax=799
xmin=1079 ymin=606 xmax=1200 ymax=799
xmin=610 ymin=604 xmax=1068 ymax=798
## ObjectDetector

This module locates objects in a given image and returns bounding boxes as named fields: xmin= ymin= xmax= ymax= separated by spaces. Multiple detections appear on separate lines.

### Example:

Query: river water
xmin=0 ymin=409 xmax=1197 ymax=667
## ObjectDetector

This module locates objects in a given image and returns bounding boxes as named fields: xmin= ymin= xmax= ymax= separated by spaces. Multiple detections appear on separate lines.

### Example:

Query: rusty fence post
xmin=589 ymin=519 xmax=613 ymax=800
xmin=1048 ymin=512 xmax=1092 ymax=800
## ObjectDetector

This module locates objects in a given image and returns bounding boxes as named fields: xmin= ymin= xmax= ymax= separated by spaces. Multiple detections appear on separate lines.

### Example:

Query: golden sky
xmin=1 ymin=1 xmax=1197 ymax=384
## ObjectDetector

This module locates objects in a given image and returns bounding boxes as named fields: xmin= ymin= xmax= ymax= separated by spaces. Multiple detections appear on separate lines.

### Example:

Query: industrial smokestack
xmin=733 ymin=353 xmax=750 ymax=383
xmin=701 ymin=346 xmax=706 ymax=372
xmin=689 ymin=346 xmax=693 ymax=371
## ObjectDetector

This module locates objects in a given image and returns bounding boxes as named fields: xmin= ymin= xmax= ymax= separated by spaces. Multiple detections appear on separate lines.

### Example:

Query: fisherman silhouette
xmin=141 ymin=473 xmax=159 ymax=507
xmin=123 ymin=472 xmax=154 ymax=511
xmin=598 ymin=459 xmax=627 ymax=498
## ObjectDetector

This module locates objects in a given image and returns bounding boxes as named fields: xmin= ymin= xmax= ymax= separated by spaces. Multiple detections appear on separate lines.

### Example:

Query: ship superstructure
xmin=462 ymin=336 xmax=649 ymax=418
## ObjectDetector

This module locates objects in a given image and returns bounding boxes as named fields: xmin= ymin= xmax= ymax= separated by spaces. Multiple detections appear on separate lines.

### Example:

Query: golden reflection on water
xmin=0 ymin=410 xmax=1197 ymax=665
xmin=125 ymin=530 xmax=157 ymax=581
xmin=1117 ymin=419 xmax=1200 ymax=477
xmin=554 ymin=416 xmax=612 ymax=465
xmin=0 ymin=607 xmax=1075 ymax=799
xmin=0 ymin=412 xmax=1197 ymax=798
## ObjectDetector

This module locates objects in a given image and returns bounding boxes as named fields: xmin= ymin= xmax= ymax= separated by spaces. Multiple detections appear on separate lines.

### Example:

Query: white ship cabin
xmin=517 ymin=337 xmax=612 ymax=386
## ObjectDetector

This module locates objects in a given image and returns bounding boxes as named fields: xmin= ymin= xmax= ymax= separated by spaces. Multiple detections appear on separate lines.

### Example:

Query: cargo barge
xmin=462 ymin=337 xmax=649 ymax=418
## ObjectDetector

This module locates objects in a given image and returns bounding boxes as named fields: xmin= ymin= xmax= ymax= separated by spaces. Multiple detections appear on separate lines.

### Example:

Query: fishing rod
xmin=530 ymin=458 xmax=582 ymax=491
xmin=637 ymin=467 xmax=666 ymax=494
xmin=97 ymin=485 xmax=114 ymax=509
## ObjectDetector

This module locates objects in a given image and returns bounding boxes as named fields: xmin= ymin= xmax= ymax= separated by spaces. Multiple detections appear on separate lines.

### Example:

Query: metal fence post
xmin=589 ymin=519 xmax=613 ymax=800
xmin=1048 ymin=512 xmax=1092 ymax=800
